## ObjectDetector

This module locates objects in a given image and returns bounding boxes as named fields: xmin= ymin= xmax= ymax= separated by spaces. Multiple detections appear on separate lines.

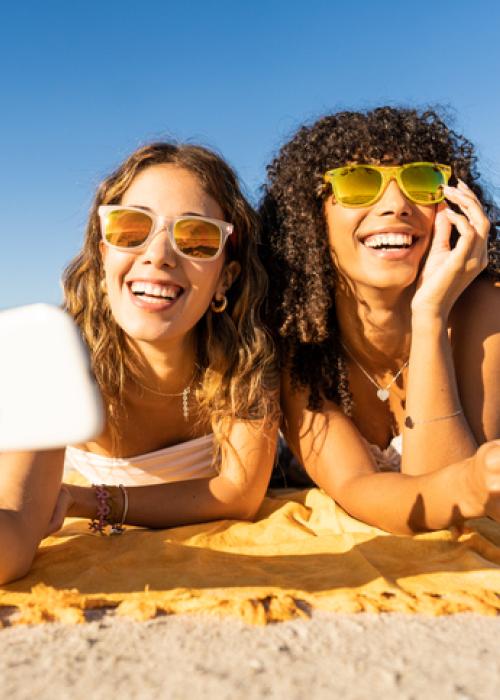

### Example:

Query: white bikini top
xmin=366 ymin=434 xmax=402 ymax=472
xmin=64 ymin=433 xmax=216 ymax=487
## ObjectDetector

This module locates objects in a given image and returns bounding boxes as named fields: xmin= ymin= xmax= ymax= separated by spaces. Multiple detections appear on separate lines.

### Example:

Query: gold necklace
xmin=132 ymin=370 xmax=197 ymax=421
xmin=341 ymin=342 xmax=409 ymax=402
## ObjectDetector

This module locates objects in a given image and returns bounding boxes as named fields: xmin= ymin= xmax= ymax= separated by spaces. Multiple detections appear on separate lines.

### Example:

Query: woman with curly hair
xmin=0 ymin=142 xmax=278 ymax=584
xmin=261 ymin=106 xmax=500 ymax=533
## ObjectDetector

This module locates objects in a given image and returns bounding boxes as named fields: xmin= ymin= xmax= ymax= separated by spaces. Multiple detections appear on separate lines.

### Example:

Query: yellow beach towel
xmin=1 ymin=488 xmax=499 ymax=625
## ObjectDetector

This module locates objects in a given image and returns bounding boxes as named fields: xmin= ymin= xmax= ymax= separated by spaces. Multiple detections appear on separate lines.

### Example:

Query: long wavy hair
xmin=63 ymin=142 xmax=277 ymax=452
xmin=260 ymin=106 xmax=500 ymax=412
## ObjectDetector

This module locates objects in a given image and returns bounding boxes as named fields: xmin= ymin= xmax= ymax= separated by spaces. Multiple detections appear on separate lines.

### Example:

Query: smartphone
xmin=0 ymin=304 xmax=105 ymax=451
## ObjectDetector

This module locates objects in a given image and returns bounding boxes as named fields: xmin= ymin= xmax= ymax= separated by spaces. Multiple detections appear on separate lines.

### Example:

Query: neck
xmin=336 ymin=279 xmax=414 ymax=369
xmin=127 ymin=331 xmax=198 ymax=398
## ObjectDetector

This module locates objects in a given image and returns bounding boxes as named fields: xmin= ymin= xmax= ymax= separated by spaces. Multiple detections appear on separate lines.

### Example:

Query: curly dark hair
xmin=260 ymin=106 xmax=500 ymax=412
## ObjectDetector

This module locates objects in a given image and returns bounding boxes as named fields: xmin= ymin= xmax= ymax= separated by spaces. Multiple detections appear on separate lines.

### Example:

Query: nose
xmin=141 ymin=225 xmax=177 ymax=268
xmin=372 ymin=179 xmax=412 ymax=217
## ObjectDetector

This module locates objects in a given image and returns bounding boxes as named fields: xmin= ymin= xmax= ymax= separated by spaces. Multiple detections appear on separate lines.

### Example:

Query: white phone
xmin=0 ymin=304 xmax=105 ymax=451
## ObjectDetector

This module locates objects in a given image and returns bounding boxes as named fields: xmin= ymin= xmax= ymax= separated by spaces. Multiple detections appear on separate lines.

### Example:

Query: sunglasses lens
xmin=173 ymin=218 xmax=222 ymax=259
xmin=401 ymin=165 xmax=446 ymax=203
xmin=334 ymin=167 xmax=383 ymax=206
xmin=103 ymin=209 xmax=153 ymax=248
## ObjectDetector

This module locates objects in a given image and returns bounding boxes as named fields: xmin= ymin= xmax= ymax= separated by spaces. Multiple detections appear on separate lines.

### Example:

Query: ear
xmin=216 ymin=260 xmax=241 ymax=296
xmin=99 ymin=239 xmax=107 ymax=262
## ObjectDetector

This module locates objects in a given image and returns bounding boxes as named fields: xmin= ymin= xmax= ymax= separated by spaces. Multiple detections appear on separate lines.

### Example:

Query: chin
xmin=358 ymin=267 xmax=419 ymax=291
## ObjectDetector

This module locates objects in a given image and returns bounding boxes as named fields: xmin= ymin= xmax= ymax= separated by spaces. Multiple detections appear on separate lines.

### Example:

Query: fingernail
xmin=445 ymin=207 xmax=457 ymax=216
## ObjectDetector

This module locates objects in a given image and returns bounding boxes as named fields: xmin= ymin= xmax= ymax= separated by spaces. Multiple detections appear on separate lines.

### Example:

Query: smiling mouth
xmin=129 ymin=281 xmax=184 ymax=304
xmin=360 ymin=233 xmax=416 ymax=251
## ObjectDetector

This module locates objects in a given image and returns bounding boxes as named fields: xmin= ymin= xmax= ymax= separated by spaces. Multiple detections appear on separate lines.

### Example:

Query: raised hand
xmin=411 ymin=180 xmax=490 ymax=319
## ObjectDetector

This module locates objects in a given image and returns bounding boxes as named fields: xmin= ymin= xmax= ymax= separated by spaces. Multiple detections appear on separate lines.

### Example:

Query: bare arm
xmin=401 ymin=184 xmax=493 ymax=473
xmin=61 ymin=417 xmax=279 ymax=529
xmin=401 ymin=312 xmax=477 ymax=474
xmin=453 ymin=277 xmax=500 ymax=443
xmin=282 ymin=371 xmax=499 ymax=535
xmin=0 ymin=449 xmax=64 ymax=583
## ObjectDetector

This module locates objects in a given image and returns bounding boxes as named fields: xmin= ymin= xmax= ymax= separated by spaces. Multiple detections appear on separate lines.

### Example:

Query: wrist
xmin=67 ymin=485 xmax=97 ymax=519
xmin=458 ymin=457 xmax=488 ymax=520
xmin=411 ymin=311 xmax=447 ymax=334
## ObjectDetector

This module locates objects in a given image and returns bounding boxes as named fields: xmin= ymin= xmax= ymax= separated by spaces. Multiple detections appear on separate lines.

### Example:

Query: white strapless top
xmin=64 ymin=433 xmax=216 ymax=486
xmin=366 ymin=434 xmax=402 ymax=472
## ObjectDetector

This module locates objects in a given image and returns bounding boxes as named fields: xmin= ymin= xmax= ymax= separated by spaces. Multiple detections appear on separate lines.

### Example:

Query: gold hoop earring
xmin=210 ymin=294 xmax=228 ymax=313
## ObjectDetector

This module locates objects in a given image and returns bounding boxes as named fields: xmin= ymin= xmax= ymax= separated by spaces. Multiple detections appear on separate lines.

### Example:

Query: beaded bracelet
xmin=89 ymin=483 xmax=128 ymax=535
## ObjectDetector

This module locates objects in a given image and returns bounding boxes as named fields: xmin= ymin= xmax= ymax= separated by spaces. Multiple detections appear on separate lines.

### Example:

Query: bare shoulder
xmin=280 ymin=366 xmax=343 ymax=422
xmin=452 ymin=275 xmax=500 ymax=336
xmin=280 ymin=366 xmax=347 ymax=451
xmin=451 ymin=276 xmax=500 ymax=442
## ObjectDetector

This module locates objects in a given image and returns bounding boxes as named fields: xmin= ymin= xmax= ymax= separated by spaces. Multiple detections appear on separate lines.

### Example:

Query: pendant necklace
xmin=132 ymin=369 xmax=198 ymax=421
xmin=341 ymin=342 xmax=409 ymax=402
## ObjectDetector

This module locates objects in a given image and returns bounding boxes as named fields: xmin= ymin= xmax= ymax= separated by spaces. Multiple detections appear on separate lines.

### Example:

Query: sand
xmin=1 ymin=611 xmax=499 ymax=699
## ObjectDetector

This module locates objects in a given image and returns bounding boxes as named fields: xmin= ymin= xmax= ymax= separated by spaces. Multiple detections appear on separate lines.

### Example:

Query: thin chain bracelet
xmin=404 ymin=409 xmax=462 ymax=429
xmin=110 ymin=484 xmax=129 ymax=535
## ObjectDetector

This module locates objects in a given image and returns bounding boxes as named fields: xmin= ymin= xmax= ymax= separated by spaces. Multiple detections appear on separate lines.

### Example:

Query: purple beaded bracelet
xmin=89 ymin=484 xmax=112 ymax=534
xmin=89 ymin=483 xmax=128 ymax=535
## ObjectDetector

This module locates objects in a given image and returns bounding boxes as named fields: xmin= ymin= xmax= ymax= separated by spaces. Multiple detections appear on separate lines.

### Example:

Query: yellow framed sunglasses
xmin=323 ymin=162 xmax=452 ymax=207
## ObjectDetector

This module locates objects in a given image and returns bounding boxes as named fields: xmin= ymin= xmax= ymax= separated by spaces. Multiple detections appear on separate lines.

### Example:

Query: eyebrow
xmin=125 ymin=205 xmax=206 ymax=217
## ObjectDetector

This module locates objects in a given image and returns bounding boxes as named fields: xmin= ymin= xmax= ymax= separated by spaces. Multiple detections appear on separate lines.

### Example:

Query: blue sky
xmin=2 ymin=0 xmax=499 ymax=309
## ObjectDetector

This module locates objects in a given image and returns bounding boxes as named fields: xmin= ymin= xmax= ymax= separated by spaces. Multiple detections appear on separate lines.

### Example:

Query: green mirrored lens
xmin=335 ymin=167 xmax=383 ymax=206
xmin=104 ymin=210 xmax=152 ymax=247
xmin=174 ymin=219 xmax=221 ymax=259
xmin=401 ymin=165 xmax=446 ymax=203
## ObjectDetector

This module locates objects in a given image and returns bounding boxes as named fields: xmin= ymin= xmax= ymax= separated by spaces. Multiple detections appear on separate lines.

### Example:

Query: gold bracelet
xmin=404 ymin=409 xmax=462 ymax=429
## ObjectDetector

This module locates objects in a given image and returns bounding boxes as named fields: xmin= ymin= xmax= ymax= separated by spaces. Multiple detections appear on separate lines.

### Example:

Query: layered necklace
xmin=132 ymin=369 xmax=198 ymax=421
xmin=341 ymin=342 xmax=408 ymax=402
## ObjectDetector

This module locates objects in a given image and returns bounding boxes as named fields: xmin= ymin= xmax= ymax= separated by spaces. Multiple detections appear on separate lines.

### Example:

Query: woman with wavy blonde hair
xmin=0 ymin=142 xmax=278 ymax=584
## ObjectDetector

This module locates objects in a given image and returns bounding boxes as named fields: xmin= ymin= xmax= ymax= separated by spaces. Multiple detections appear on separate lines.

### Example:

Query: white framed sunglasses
xmin=98 ymin=205 xmax=234 ymax=261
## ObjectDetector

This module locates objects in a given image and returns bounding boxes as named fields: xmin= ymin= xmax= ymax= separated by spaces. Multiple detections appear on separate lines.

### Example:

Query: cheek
xmin=416 ymin=203 xmax=437 ymax=229
xmin=325 ymin=209 xmax=363 ymax=261
xmin=185 ymin=260 xmax=223 ymax=298
xmin=102 ymin=248 xmax=132 ymax=281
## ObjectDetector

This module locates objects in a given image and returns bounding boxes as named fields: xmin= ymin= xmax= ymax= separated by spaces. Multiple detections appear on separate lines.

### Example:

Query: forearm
xmin=0 ymin=449 xmax=65 ymax=583
xmin=68 ymin=475 xmax=263 ymax=528
xmin=335 ymin=455 xmax=482 ymax=535
xmin=402 ymin=314 xmax=476 ymax=474
xmin=0 ymin=511 xmax=37 ymax=584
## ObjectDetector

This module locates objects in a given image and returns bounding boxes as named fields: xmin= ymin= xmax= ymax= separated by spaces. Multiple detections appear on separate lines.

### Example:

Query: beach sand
xmin=1 ymin=611 xmax=499 ymax=699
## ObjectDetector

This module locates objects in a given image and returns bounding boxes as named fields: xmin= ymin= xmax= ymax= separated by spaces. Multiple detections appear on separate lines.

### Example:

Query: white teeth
xmin=130 ymin=281 xmax=182 ymax=299
xmin=363 ymin=233 xmax=413 ymax=248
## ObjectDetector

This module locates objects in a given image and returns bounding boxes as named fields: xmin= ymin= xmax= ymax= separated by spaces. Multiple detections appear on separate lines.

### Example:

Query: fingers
xmin=478 ymin=441 xmax=500 ymax=493
xmin=444 ymin=181 xmax=490 ymax=241
xmin=430 ymin=203 xmax=452 ymax=253
xmin=44 ymin=511 xmax=64 ymax=537
xmin=44 ymin=488 xmax=71 ymax=536
xmin=444 ymin=208 xmax=487 ymax=275
xmin=443 ymin=182 xmax=489 ymax=273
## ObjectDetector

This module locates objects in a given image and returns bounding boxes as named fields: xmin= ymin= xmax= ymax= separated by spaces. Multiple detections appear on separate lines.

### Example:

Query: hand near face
xmin=411 ymin=181 xmax=490 ymax=320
